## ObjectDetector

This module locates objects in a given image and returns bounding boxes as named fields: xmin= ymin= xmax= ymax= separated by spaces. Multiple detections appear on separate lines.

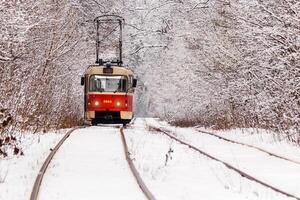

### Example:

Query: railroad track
xmin=151 ymin=126 xmax=300 ymax=200
xmin=154 ymin=120 xmax=300 ymax=166
xmin=30 ymin=122 xmax=155 ymax=200
xmin=120 ymin=127 xmax=156 ymax=200
xmin=196 ymin=129 xmax=300 ymax=166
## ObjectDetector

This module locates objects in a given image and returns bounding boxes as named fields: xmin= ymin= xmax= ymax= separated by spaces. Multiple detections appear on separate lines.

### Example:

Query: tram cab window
xmin=89 ymin=75 xmax=127 ymax=92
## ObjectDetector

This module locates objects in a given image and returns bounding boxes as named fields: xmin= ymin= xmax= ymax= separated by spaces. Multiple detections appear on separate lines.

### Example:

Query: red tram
xmin=81 ymin=15 xmax=137 ymax=125
xmin=81 ymin=63 xmax=137 ymax=125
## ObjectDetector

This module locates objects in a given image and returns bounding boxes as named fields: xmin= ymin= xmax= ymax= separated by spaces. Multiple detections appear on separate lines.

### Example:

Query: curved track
xmin=30 ymin=123 xmax=155 ymax=200
xmin=197 ymin=129 xmax=300 ymax=165
xmin=30 ymin=127 xmax=82 ymax=200
xmin=152 ymin=126 xmax=300 ymax=200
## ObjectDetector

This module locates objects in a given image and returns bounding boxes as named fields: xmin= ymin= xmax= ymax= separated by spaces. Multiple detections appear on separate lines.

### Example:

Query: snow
xmin=1 ymin=118 xmax=300 ymax=200
xmin=201 ymin=128 xmax=300 ymax=163
xmin=145 ymin=118 xmax=300 ymax=199
xmin=38 ymin=126 xmax=145 ymax=200
xmin=125 ymin=119 xmax=249 ymax=200
xmin=0 ymin=131 xmax=63 ymax=200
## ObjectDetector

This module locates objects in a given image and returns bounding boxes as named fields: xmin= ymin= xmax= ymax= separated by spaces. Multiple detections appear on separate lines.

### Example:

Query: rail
xmin=30 ymin=127 xmax=82 ymax=200
xmin=120 ymin=126 xmax=156 ymax=200
xmin=197 ymin=129 xmax=300 ymax=165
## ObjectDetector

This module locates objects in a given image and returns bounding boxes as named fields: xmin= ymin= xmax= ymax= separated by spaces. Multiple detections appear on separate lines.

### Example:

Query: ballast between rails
xmin=120 ymin=126 xmax=156 ymax=200
xmin=152 ymin=126 xmax=300 ymax=200
xmin=30 ymin=127 xmax=84 ymax=200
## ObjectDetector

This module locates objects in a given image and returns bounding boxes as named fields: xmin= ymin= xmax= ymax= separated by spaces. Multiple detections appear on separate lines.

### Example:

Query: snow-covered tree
xmin=1 ymin=0 xmax=299 ymax=142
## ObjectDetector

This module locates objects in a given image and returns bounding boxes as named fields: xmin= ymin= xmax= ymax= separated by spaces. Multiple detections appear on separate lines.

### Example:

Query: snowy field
xmin=0 ymin=131 xmax=64 ymax=200
xmin=1 ymin=118 xmax=300 ymax=200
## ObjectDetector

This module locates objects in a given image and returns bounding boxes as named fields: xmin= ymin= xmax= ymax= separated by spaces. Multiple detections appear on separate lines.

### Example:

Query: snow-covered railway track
xmin=30 ymin=127 xmax=83 ymax=200
xmin=153 ymin=127 xmax=300 ymax=200
xmin=121 ymin=126 xmax=156 ymax=200
xmin=196 ymin=129 xmax=300 ymax=165
xmin=30 ymin=124 xmax=154 ymax=200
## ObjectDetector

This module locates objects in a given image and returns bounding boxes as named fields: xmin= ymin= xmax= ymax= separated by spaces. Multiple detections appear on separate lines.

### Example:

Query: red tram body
xmin=82 ymin=65 xmax=137 ymax=125
xmin=81 ymin=15 xmax=136 ymax=125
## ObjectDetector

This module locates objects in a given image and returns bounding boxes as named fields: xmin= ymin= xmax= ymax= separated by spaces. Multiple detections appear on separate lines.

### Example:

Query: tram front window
xmin=89 ymin=75 xmax=127 ymax=92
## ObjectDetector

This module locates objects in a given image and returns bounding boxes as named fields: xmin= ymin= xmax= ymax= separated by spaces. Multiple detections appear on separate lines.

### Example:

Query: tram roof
xmin=85 ymin=65 xmax=134 ymax=76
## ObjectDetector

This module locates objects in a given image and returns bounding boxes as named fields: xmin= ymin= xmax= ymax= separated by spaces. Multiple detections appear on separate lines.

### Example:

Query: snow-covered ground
xmin=1 ymin=118 xmax=300 ymax=200
xmin=200 ymin=128 xmax=300 ymax=163
xmin=38 ymin=126 xmax=145 ymax=200
xmin=125 ymin=119 xmax=250 ymax=200
xmin=144 ymin=118 xmax=300 ymax=199
xmin=0 ymin=131 xmax=64 ymax=200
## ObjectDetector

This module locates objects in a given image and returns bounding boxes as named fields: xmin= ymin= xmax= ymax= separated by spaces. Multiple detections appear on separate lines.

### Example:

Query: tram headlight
xmin=116 ymin=101 xmax=121 ymax=107
xmin=94 ymin=101 xmax=100 ymax=106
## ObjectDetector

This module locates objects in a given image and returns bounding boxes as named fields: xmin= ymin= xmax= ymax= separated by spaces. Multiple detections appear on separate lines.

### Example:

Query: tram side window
xmin=118 ymin=77 xmax=127 ymax=92
xmin=129 ymin=75 xmax=133 ymax=87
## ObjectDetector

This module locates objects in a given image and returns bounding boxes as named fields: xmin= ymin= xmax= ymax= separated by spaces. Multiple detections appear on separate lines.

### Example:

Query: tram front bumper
xmin=86 ymin=111 xmax=132 ymax=121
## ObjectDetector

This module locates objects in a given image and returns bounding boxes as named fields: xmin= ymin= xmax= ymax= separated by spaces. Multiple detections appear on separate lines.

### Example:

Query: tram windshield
xmin=89 ymin=75 xmax=127 ymax=92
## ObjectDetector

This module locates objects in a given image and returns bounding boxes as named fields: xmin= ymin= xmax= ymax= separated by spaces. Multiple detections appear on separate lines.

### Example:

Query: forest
xmin=1 ymin=0 xmax=299 ymax=143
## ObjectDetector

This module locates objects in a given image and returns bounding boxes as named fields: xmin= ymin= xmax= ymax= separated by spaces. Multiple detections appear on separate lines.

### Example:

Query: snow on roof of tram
xmin=85 ymin=65 xmax=134 ymax=76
